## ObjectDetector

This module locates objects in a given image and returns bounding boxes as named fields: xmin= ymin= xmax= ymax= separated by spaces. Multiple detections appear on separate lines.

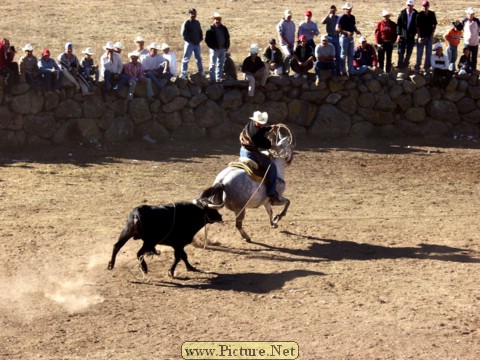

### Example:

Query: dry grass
xmin=1 ymin=0 xmax=477 ymax=73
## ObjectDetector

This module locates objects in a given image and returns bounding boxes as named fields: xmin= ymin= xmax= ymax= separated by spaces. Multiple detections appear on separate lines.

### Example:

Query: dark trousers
xmin=433 ymin=68 xmax=453 ymax=88
xmin=0 ymin=62 xmax=19 ymax=93
xmin=466 ymin=45 xmax=478 ymax=71
xmin=397 ymin=37 xmax=415 ymax=69
xmin=378 ymin=42 xmax=394 ymax=73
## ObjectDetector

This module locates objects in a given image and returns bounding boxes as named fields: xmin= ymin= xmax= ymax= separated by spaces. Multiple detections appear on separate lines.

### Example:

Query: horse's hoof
xmin=273 ymin=215 xmax=281 ymax=223
xmin=271 ymin=223 xmax=278 ymax=229
xmin=245 ymin=238 xmax=252 ymax=243
xmin=168 ymin=270 xmax=175 ymax=278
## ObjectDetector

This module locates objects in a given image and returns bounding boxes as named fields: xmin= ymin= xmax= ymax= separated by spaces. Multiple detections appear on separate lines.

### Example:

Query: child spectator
xmin=80 ymin=47 xmax=99 ymax=85
xmin=458 ymin=46 xmax=473 ymax=75
xmin=431 ymin=43 xmax=452 ymax=88
xmin=444 ymin=21 xmax=463 ymax=71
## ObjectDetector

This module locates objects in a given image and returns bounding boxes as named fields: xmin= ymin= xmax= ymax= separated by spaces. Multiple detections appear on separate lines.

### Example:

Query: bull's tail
xmin=197 ymin=183 xmax=225 ymax=206
xmin=108 ymin=208 xmax=142 ymax=270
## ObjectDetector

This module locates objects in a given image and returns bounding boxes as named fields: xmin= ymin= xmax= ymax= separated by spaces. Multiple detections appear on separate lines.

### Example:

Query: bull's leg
xmin=273 ymin=198 xmax=290 ymax=224
xmin=168 ymin=249 xmax=183 ymax=278
xmin=235 ymin=209 xmax=251 ymax=243
xmin=108 ymin=227 xmax=132 ymax=270
xmin=136 ymin=244 xmax=149 ymax=274
xmin=179 ymin=248 xmax=199 ymax=272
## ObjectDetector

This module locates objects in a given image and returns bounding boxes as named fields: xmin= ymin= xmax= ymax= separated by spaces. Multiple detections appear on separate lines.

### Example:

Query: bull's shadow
xmin=132 ymin=269 xmax=324 ymax=293
xmin=207 ymin=231 xmax=480 ymax=264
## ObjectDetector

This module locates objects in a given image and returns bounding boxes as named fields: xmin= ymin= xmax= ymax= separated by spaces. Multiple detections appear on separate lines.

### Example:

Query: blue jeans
xmin=209 ymin=48 xmax=226 ymax=82
xmin=397 ymin=37 xmax=415 ymax=69
xmin=104 ymin=70 xmax=129 ymax=92
xmin=240 ymin=147 xmax=278 ymax=197
xmin=446 ymin=45 xmax=458 ymax=71
xmin=39 ymin=70 xmax=63 ymax=91
xmin=339 ymin=35 xmax=355 ymax=75
xmin=415 ymin=37 xmax=433 ymax=72
xmin=181 ymin=42 xmax=204 ymax=77
xmin=328 ymin=35 xmax=341 ymax=75
xmin=145 ymin=67 xmax=169 ymax=89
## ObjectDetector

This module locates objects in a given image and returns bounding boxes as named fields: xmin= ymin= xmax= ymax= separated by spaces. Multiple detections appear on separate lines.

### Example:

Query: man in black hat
xmin=180 ymin=8 xmax=205 ymax=79
xmin=444 ymin=20 xmax=463 ymax=71
xmin=262 ymin=38 xmax=284 ymax=75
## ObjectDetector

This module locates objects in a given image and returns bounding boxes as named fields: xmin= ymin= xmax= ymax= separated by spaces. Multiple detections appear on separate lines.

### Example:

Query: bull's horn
xmin=207 ymin=202 xmax=224 ymax=209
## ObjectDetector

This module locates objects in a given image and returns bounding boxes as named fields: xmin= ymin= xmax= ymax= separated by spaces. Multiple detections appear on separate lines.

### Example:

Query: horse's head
xmin=268 ymin=124 xmax=295 ymax=164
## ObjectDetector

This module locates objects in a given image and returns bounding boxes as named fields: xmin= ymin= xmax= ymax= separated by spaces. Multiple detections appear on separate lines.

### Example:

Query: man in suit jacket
xmin=396 ymin=0 xmax=418 ymax=70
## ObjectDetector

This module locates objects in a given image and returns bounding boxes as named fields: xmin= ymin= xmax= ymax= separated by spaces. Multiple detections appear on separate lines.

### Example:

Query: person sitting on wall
xmin=100 ymin=41 xmax=128 ymax=93
xmin=37 ymin=48 xmax=63 ymax=94
xmin=140 ymin=42 xmax=170 ymax=90
xmin=242 ymin=43 xmax=269 ymax=96
xmin=314 ymin=34 xmax=336 ymax=82
xmin=18 ymin=43 xmax=40 ymax=93
xmin=457 ymin=46 xmax=473 ymax=75
xmin=290 ymin=34 xmax=315 ymax=78
xmin=0 ymin=38 xmax=19 ymax=94
xmin=262 ymin=38 xmax=284 ymax=75
xmin=431 ymin=42 xmax=452 ymax=88
xmin=123 ymin=50 xmax=153 ymax=101
xmin=353 ymin=37 xmax=377 ymax=75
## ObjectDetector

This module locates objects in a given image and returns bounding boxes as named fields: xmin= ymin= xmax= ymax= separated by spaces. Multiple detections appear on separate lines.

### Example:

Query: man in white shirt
xmin=100 ymin=41 xmax=128 ymax=92
xmin=140 ymin=42 xmax=170 ymax=89
xmin=160 ymin=43 xmax=177 ymax=77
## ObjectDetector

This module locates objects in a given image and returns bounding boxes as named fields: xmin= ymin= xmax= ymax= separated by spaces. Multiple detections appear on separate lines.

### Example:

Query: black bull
xmin=108 ymin=187 xmax=224 ymax=277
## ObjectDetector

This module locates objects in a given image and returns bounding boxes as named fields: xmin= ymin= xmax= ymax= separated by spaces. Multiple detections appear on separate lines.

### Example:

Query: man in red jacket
xmin=0 ymin=38 xmax=19 ymax=93
xmin=375 ymin=10 xmax=397 ymax=73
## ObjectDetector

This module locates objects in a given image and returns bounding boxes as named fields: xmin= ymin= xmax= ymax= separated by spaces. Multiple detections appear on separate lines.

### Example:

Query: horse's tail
xmin=197 ymin=183 xmax=225 ymax=206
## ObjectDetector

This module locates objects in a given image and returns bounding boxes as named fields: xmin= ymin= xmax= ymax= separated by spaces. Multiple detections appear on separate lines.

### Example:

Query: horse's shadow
xmin=206 ymin=230 xmax=480 ymax=264
xmin=131 ymin=269 xmax=324 ymax=293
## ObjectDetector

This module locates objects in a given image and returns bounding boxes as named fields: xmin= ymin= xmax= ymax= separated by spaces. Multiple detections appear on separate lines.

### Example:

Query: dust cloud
xmin=0 ymin=251 xmax=107 ymax=322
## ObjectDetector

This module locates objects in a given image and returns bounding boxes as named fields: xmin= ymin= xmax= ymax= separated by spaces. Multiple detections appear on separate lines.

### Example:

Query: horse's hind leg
xmin=263 ymin=203 xmax=277 ymax=228
xmin=235 ymin=209 xmax=252 ymax=243
xmin=273 ymin=198 xmax=290 ymax=224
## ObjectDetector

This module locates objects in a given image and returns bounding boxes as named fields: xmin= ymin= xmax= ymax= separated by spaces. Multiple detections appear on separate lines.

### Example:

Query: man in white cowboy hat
xmin=277 ymin=9 xmax=296 ymax=75
xmin=100 ymin=41 xmax=127 ymax=92
xmin=113 ymin=41 xmax=125 ymax=57
xmin=335 ymin=2 xmax=362 ymax=75
xmin=205 ymin=12 xmax=230 ymax=82
xmin=160 ymin=42 xmax=177 ymax=76
xmin=462 ymin=7 xmax=479 ymax=71
xmin=140 ymin=42 xmax=170 ymax=89
xmin=123 ymin=50 xmax=153 ymax=101
xmin=242 ymin=44 xmax=269 ymax=96
xmin=396 ymin=0 xmax=418 ymax=70
xmin=239 ymin=111 xmax=283 ymax=205
xmin=134 ymin=36 xmax=149 ymax=57
xmin=80 ymin=47 xmax=99 ymax=85
xmin=374 ymin=10 xmax=397 ymax=73
xmin=180 ymin=8 xmax=205 ymax=79
xmin=18 ymin=44 xmax=39 ymax=88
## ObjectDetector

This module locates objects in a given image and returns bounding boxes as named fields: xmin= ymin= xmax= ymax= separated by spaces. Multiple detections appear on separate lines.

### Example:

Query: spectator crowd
xmin=1 ymin=2 xmax=479 ymax=99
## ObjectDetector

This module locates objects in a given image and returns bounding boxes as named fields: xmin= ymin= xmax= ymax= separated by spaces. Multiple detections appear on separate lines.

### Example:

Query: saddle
xmin=228 ymin=157 xmax=266 ymax=183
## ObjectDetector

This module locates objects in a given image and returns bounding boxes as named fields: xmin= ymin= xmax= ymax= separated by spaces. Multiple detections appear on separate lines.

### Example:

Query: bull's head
xmin=193 ymin=199 xmax=223 ymax=224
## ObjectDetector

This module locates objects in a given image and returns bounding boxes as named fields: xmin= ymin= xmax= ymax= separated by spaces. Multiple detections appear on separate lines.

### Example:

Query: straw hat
xmin=81 ymin=47 xmax=94 ymax=55
xmin=22 ymin=44 xmax=34 ymax=51
xmin=147 ymin=42 xmax=159 ymax=50
xmin=249 ymin=44 xmax=261 ymax=54
xmin=249 ymin=111 xmax=268 ymax=125
xmin=128 ymin=50 xmax=140 ymax=58
xmin=103 ymin=41 xmax=115 ymax=50
xmin=113 ymin=41 xmax=124 ymax=49
xmin=134 ymin=36 xmax=145 ymax=43
xmin=160 ymin=43 xmax=170 ymax=51
xmin=342 ymin=2 xmax=353 ymax=10
xmin=212 ymin=12 xmax=222 ymax=19
xmin=382 ymin=10 xmax=393 ymax=17
xmin=433 ymin=43 xmax=443 ymax=51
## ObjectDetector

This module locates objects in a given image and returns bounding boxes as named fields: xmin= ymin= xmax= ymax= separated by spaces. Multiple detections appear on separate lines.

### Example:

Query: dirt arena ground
xmin=0 ymin=137 xmax=479 ymax=359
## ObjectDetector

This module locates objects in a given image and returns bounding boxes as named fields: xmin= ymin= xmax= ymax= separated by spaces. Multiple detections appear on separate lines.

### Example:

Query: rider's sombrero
xmin=250 ymin=111 xmax=268 ymax=125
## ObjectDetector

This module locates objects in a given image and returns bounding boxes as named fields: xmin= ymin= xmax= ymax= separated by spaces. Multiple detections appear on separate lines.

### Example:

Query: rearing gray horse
xmin=203 ymin=125 xmax=294 ymax=242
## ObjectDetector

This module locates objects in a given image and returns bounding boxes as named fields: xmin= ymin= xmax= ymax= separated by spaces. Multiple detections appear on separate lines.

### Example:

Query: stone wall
xmin=1 ymin=71 xmax=480 ymax=148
